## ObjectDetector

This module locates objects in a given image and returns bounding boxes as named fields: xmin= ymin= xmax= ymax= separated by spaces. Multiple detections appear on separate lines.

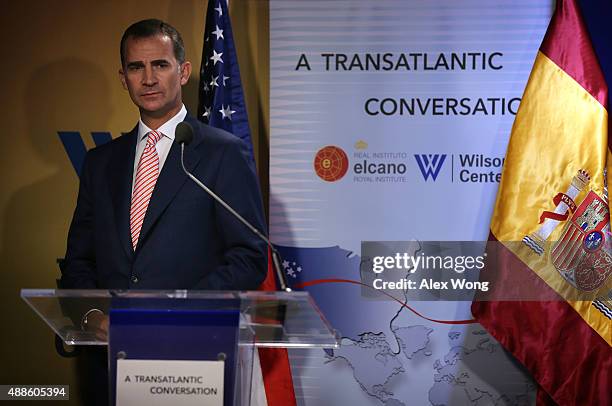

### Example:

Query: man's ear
xmin=118 ymin=68 xmax=128 ymax=90
xmin=180 ymin=61 xmax=192 ymax=85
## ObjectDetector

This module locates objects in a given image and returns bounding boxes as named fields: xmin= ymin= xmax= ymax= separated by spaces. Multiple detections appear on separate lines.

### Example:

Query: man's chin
xmin=137 ymin=100 xmax=167 ymax=113
xmin=138 ymin=100 xmax=163 ymax=112
xmin=138 ymin=104 xmax=180 ymax=121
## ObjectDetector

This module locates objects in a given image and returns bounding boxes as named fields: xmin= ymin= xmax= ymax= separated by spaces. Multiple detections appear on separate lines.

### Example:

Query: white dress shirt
xmin=132 ymin=104 xmax=188 ymax=194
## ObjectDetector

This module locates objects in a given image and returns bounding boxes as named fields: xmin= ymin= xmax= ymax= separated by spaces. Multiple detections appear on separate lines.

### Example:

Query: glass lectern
xmin=21 ymin=289 xmax=338 ymax=406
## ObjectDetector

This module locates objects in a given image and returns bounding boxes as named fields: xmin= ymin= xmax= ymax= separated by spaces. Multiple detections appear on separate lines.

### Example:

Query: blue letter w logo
xmin=58 ymin=132 xmax=114 ymax=177
xmin=414 ymin=154 xmax=447 ymax=181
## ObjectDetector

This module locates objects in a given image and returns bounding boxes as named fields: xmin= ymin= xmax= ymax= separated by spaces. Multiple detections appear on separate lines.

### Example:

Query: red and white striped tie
xmin=130 ymin=130 xmax=163 ymax=250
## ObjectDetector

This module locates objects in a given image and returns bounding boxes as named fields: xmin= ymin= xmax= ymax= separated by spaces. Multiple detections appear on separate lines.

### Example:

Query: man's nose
xmin=142 ymin=65 xmax=157 ymax=85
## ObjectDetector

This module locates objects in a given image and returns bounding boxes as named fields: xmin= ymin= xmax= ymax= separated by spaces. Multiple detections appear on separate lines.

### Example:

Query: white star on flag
xmin=219 ymin=105 xmax=236 ymax=120
xmin=203 ymin=81 xmax=210 ymax=93
xmin=209 ymin=75 xmax=219 ymax=88
xmin=202 ymin=106 xmax=212 ymax=118
xmin=210 ymin=50 xmax=223 ymax=65
xmin=212 ymin=25 xmax=224 ymax=40
xmin=214 ymin=4 xmax=223 ymax=16
xmin=222 ymin=75 xmax=230 ymax=86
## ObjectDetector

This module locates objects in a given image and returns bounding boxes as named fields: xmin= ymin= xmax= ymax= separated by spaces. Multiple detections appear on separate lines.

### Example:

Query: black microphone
xmin=175 ymin=121 xmax=194 ymax=145
xmin=175 ymin=121 xmax=291 ymax=292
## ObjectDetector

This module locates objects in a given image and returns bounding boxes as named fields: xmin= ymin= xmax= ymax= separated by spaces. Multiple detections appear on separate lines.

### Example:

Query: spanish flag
xmin=471 ymin=0 xmax=611 ymax=405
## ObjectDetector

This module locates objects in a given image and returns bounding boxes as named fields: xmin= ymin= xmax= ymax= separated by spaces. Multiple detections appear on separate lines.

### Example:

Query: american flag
xmin=198 ymin=0 xmax=253 ymax=157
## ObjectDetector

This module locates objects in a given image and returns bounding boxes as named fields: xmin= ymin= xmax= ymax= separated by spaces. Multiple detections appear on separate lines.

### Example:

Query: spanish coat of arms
xmin=523 ymin=170 xmax=612 ymax=292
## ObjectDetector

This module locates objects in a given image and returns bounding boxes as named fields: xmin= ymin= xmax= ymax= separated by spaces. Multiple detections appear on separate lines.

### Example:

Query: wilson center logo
xmin=58 ymin=131 xmax=114 ymax=176
xmin=414 ymin=154 xmax=447 ymax=181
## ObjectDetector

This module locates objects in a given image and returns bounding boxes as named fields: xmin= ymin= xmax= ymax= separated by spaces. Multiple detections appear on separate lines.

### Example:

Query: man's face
xmin=119 ymin=34 xmax=191 ymax=124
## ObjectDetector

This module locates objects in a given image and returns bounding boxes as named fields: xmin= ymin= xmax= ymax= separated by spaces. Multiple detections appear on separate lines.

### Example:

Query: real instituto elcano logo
xmin=313 ymin=142 xmax=409 ymax=183
xmin=313 ymin=146 xmax=350 ymax=181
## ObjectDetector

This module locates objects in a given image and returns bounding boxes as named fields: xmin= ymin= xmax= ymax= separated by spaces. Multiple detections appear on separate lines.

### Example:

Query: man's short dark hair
xmin=120 ymin=19 xmax=185 ymax=66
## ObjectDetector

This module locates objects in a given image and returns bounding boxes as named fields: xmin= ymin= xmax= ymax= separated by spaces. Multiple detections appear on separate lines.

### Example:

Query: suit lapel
xmin=136 ymin=116 xmax=204 ymax=251
xmin=107 ymin=127 xmax=138 ymax=259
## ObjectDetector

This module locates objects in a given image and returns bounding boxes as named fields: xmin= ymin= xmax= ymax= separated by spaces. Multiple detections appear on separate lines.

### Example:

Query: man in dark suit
xmin=60 ymin=18 xmax=268 ymax=405
xmin=61 ymin=19 xmax=267 ymax=308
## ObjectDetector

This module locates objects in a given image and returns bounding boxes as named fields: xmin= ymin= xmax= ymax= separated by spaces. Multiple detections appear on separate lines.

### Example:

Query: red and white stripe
xmin=130 ymin=130 xmax=163 ymax=249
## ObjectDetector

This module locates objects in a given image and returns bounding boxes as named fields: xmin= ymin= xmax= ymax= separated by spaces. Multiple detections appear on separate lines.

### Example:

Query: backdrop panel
xmin=270 ymin=1 xmax=552 ymax=405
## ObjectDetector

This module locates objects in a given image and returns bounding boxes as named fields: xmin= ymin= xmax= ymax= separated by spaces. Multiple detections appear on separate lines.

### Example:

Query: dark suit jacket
xmin=61 ymin=114 xmax=267 ymax=290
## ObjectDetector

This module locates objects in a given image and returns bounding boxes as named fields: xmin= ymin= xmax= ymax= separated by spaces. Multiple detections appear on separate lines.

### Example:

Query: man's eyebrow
xmin=151 ymin=59 xmax=171 ymax=65
xmin=126 ymin=61 xmax=145 ymax=68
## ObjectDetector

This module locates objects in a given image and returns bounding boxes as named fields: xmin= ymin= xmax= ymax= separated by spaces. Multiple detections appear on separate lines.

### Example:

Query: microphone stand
xmin=179 ymin=144 xmax=292 ymax=292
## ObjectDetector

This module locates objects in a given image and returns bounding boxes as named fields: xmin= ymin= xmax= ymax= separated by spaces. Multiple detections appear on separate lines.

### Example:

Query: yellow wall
xmin=0 ymin=1 xmax=269 ymax=403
